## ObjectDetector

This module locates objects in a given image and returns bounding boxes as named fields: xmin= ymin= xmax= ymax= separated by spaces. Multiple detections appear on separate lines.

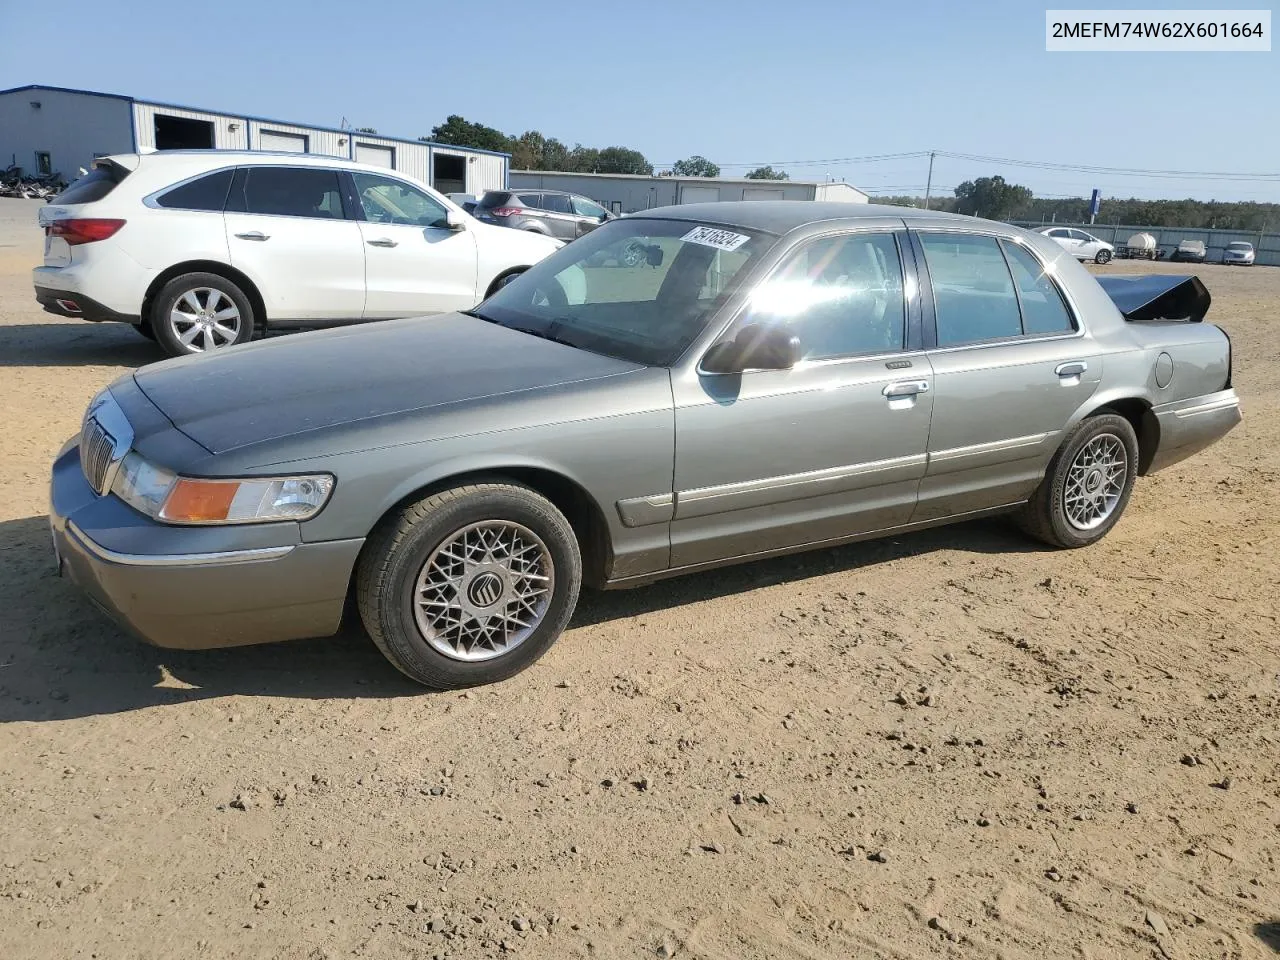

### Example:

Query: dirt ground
xmin=0 ymin=196 xmax=1277 ymax=960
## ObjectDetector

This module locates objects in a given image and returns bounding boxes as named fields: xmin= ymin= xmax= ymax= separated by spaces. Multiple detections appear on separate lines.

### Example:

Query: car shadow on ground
xmin=0 ymin=321 xmax=162 ymax=368
xmin=1257 ymin=922 xmax=1280 ymax=952
xmin=0 ymin=513 xmax=1044 ymax=724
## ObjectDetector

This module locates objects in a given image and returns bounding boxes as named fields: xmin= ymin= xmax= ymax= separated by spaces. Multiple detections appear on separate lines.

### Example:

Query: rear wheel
xmin=150 ymin=272 xmax=255 ymax=358
xmin=357 ymin=483 xmax=582 ymax=689
xmin=1017 ymin=413 xmax=1139 ymax=549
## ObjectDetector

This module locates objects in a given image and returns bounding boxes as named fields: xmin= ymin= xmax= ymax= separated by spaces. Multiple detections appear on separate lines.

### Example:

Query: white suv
xmin=33 ymin=151 xmax=561 ymax=356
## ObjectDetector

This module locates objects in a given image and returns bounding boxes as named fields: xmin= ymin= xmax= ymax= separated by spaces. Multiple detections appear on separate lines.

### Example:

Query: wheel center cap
xmin=1085 ymin=469 xmax=1103 ymax=493
xmin=466 ymin=572 xmax=505 ymax=608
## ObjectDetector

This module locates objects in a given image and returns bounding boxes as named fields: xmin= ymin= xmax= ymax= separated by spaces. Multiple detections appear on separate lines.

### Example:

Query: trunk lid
xmin=1094 ymin=274 xmax=1211 ymax=323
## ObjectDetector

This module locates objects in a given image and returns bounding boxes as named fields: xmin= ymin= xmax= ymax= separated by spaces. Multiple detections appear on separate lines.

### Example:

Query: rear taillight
xmin=490 ymin=207 xmax=529 ymax=217
xmin=47 ymin=218 xmax=126 ymax=245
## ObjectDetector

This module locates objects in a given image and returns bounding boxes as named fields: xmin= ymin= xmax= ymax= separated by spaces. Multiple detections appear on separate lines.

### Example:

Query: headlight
xmin=111 ymin=452 xmax=333 ymax=524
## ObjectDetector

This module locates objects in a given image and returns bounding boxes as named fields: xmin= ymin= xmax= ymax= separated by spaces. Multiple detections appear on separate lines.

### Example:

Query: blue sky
xmin=2 ymin=0 xmax=1277 ymax=202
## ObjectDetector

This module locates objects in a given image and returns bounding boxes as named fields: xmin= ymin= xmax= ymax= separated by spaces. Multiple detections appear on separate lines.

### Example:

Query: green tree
xmin=596 ymin=146 xmax=653 ymax=176
xmin=568 ymin=145 xmax=601 ymax=172
xmin=541 ymin=138 xmax=573 ymax=171
xmin=672 ymin=155 xmax=720 ymax=177
xmin=426 ymin=115 xmax=513 ymax=153
xmin=510 ymin=130 xmax=547 ymax=170
xmin=953 ymin=175 xmax=1033 ymax=219
xmin=745 ymin=166 xmax=789 ymax=180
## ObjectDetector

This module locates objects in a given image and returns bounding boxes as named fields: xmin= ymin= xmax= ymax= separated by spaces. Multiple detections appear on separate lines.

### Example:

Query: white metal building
xmin=508 ymin=170 xmax=868 ymax=214
xmin=0 ymin=84 xmax=509 ymax=196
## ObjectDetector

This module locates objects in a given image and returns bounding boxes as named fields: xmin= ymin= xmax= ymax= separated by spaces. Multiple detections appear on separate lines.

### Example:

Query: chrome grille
xmin=80 ymin=418 xmax=116 ymax=494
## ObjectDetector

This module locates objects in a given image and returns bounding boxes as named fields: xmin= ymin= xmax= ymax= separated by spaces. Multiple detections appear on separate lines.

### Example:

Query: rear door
xmin=223 ymin=165 xmax=366 ymax=320
xmin=349 ymin=171 xmax=479 ymax=318
xmin=910 ymin=230 xmax=1103 ymax=521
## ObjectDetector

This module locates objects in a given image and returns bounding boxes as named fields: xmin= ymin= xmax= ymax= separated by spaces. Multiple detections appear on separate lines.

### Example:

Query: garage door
xmin=680 ymin=185 xmax=720 ymax=204
xmin=355 ymin=143 xmax=395 ymax=169
xmin=743 ymin=187 xmax=785 ymax=201
xmin=258 ymin=130 xmax=308 ymax=153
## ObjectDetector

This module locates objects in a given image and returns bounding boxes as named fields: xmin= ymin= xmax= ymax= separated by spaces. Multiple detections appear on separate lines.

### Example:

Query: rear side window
xmin=229 ymin=167 xmax=345 ymax=219
xmin=52 ymin=165 xmax=125 ymax=205
xmin=919 ymin=233 xmax=1022 ymax=346
xmin=155 ymin=169 xmax=233 ymax=211
xmin=516 ymin=193 xmax=544 ymax=209
xmin=1001 ymin=241 xmax=1076 ymax=335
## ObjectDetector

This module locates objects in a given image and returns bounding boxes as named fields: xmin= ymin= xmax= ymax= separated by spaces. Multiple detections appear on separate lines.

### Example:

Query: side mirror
xmin=702 ymin=323 xmax=801 ymax=374
xmin=599 ymin=211 xmax=610 ymax=222
xmin=445 ymin=210 xmax=467 ymax=231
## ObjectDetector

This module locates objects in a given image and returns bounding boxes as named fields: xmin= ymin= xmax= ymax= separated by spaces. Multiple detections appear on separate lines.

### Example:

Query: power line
xmin=929 ymin=151 xmax=1280 ymax=183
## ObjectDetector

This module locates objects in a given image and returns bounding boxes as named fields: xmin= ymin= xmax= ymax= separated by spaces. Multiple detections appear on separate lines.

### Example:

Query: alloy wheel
xmin=412 ymin=520 xmax=555 ymax=662
xmin=169 ymin=288 xmax=242 ymax=352
xmin=1063 ymin=433 xmax=1128 ymax=531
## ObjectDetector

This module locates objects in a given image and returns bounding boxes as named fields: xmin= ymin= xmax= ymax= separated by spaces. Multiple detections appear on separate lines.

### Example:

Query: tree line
xmin=873 ymin=175 xmax=1280 ymax=231
xmin=424 ymin=115 xmax=787 ymax=180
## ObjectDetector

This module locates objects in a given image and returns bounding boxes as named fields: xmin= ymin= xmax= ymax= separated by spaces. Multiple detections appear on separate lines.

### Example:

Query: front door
xmin=670 ymin=230 xmax=933 ymax=568
xmin=349 ymin=172 xmax=480 ymax=319
xmin=910 ymin=231 xmax=1103 ymax=520
xmin=224 ymin=165 xmax=366 ymax=321
xmin=570 ymin=195 xmax=610 ymax=238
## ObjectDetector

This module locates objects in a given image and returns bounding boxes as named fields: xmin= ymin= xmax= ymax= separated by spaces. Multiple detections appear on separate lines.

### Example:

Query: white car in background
xmin=1222 ymin=241 xmax=1256 ymax=265
xmin=1036 ymin=226 xmax=1115 ymax=264
xmin=32 ymin=152 xmax=560 ymax=357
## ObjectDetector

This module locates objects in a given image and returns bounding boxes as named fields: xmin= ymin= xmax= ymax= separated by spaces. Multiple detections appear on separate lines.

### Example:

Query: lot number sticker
xmin=681 ymin=226 xmax=750 ymax=252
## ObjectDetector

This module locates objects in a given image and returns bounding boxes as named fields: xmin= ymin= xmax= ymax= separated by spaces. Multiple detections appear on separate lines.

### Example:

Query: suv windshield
xmin=472 ymin=218 xmax=770 ymax=366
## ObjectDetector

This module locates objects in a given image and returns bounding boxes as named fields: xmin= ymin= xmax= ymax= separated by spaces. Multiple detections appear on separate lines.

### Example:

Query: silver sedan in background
xmin=50 ymin=203 xmax=1241 ymax=689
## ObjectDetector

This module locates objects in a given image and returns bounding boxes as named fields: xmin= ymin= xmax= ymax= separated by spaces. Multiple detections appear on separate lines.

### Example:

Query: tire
xmin=1016 ymin=413 xmax=1139 ymax=549
xmin=150 ymin=272 xmax=255 ymax=358
xmin=1094 ymin=248 xmax=1112 ymax=264
xmin=132 ymin=321 xmax=156 ymax=341
xmin=484 ymin=267 xmax=526 ymax=298
xmin=357 ymin=482 xmax=582 ymax=689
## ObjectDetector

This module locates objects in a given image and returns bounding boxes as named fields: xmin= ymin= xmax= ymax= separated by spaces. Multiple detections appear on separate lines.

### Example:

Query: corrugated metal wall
xmin=467 ymin=152 xmax=507 ymax=196
xmin=133 ymin=103 xmax=249 ymax=151
xmin=247 ymin=119 xmax=343 ymax=157
xmin=350 ymin=135 xmax=430 ymax=181
xmin=0 ymin=88 xmax=134 ymax=179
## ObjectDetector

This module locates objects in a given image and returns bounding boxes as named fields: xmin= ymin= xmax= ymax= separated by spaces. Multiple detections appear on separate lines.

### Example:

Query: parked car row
xmin=32 ymin=151 xmax=562 ymax=357
xmin=45 ymin=195 xmax=1242 ymax=689
xmin=1037 ymin=225 xmax=1258 ymax=266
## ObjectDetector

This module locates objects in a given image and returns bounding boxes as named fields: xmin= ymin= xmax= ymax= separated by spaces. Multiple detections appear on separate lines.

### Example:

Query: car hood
xmin=132 ymin=314 xmax=642 ymax=455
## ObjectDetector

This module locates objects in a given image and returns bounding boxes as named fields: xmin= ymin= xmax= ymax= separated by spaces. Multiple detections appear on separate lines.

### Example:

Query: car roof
xmin=631 ymin=201 xmax=978 ymax=235
xmin=106 ymin=149 xmax=422 ymax=178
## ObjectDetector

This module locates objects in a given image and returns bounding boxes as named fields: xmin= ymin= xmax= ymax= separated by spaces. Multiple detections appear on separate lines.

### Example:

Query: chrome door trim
xmin=928 ymin=431 xmax=1054 ymax=464
xmin=675 ymin=452 xmax=928 ymax=520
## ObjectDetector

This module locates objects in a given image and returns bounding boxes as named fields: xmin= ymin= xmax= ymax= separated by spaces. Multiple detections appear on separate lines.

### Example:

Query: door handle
xmin=367 ymin=238 xmax=399 ymax=248
xmin=1055 ymin=361 xmax=1088 ymax=378
xmin=882 ymin=380 xmax=930 ymax=399
xmin=234 ymin=231 xmax=269 ymax=242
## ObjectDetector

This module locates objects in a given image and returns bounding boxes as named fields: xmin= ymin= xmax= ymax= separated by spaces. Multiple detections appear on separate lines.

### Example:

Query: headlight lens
xmin=111 ymin=453 xmax=333 ymax=524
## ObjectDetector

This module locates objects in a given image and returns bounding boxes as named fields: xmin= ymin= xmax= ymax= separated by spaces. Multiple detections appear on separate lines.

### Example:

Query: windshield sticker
xmin=680 ymin=226 xmax=750 ymax=252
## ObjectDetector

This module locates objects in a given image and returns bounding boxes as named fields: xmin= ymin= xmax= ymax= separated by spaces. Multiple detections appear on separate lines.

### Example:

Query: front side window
xmin=541 ymin=193 xmax=573 ymax=214
xmin=743 ymin=233 xmax=905 ymax=361
xmin=474 ymin=218 xmax=770 ymax=366
xmin=1001 ymin=240 xmax=1076 ymax=335
xmin=919 ymin=233 xmax=1022 ymax=346
xmin=572 ymin=196 xmax=607 ymax=219
xmin=156 ymin=169 xmax=234 ymax=211
xmin=235 ymin=167 xmax=345 ymax=219
xmin=353 ymin=173 xmax=449 ymax=227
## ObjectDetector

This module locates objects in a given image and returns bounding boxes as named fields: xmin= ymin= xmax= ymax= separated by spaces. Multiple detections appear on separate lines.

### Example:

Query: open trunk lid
xmin=1095 ymin=274 xmax=1210 ymax=323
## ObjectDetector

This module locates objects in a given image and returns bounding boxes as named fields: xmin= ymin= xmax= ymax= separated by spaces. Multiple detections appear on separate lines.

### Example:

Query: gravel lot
xmin=1 ymin=196 xmax=1277 ymax=960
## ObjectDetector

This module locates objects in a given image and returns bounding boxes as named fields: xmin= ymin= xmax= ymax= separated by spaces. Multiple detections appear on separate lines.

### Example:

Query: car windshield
xmin=471 ymin=218 xmax=771 ymax=366
xmin=1227 ymin=242 xmax=1253 ymax=251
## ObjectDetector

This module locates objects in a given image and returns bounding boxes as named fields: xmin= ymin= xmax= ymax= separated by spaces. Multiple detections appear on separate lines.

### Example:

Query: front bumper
xmin=1147 ymin=388 xmax=1242 ymax=474
xmin=49 ymin=443 xmax=363 ymax=650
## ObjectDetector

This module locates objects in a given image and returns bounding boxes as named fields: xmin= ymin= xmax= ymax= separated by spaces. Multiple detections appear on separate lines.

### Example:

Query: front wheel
xmin=151 ymin=272 xmax=255 ymax=358
xmin=1094 ymin=249 xmax=1113 ymax=264
xmin=357 ymin=483 xmax=583 ymax=689
xmin=1017 ymin=413 xmax=1139 ymax=549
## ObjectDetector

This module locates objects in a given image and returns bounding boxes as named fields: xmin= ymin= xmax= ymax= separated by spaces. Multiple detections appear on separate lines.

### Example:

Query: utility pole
xmin=922 ymin=151 xmax=936 ymax=210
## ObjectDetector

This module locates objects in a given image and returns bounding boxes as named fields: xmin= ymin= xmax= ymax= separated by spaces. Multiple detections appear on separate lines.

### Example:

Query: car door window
xmin=234 ymin=167 xmax=346 ymax=219
xmin=744 ymin=233 xmax=906 ymax=361
xmin=155 ymin=169 xmax=234 ymax=211
xmin=919 ymin=233 xmax=1022 ymax=347
xmin=542 ymin=194 xmax=573 ymax=214
xmin=352 ymin=173 xmax=449 ymax=227
xmin=1001 ymin=240 xmax=1076 ymax=336
xmin=571 ymin=196 xmax=607 ymax=219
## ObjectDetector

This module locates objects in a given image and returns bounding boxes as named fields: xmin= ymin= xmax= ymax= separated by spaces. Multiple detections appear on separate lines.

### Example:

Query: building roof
xmin=512 ymin=169 xmax=863 ymax=190
xmin=0 ymin=84 xmax=511 ymax=158
xmin=633 ymin=201 xmax=971 ymax=234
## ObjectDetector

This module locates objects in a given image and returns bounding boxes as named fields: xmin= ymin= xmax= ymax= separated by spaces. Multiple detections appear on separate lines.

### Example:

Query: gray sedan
xmin=50 ymin=203 xmax=1242 ymax=689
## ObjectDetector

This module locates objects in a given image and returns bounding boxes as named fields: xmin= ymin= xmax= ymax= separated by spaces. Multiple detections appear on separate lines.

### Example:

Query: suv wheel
xmin=151 ymin=272 xmax=255 ymax=357
xmin=357 ymin=482 xmax=583 ymax=689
